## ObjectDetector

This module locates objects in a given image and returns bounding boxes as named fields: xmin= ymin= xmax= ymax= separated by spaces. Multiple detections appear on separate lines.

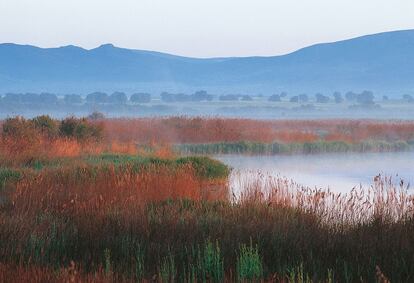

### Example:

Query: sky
xmin=1 ymin=0 xmax=414 ymax=58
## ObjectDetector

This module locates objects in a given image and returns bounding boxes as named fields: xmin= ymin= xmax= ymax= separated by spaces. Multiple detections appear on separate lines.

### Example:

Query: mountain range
xmin=1 ymin=29 xmax=413 ymax=96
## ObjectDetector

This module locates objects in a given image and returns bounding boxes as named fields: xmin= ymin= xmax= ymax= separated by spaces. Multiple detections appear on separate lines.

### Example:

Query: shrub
xmin=2 ymin=116 xmax=36 ymax=139
xmin=176 ymin=156 xmax=230 ymax=179
xmin=59 ymin=117 xmax=103 ymax=141
xmin=1 ymin=117 xmax=42 ymax=159
xmin=31 ymin=115 xmax=59 ymax=138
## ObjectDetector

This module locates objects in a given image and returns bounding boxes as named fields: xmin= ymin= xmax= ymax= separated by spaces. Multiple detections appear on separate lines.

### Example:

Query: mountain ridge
xmin=1 ymin=29 xmax=414 ymax=95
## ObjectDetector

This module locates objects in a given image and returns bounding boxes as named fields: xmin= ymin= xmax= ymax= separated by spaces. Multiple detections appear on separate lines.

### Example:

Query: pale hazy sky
xmin=1 ymin=0 xmax=414 ymax=58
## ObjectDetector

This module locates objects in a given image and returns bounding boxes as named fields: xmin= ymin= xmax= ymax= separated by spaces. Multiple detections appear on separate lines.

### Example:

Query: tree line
xmin=268 ymin=90 xmax=379 ymax=105
xmin=0 ymin=92 xmax=152 ymax=105
xmin=1 ymin=90 xmax=413 ymax=105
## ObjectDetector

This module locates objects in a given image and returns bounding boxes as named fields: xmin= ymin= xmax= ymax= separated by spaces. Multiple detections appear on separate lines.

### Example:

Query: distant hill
xmin=1 ymin=29 xmax=414 ymax=96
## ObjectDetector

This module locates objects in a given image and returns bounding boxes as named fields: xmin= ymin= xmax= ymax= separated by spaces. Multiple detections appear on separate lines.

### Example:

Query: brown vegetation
xmin=103 ymin=117 xmax=414 ymax=144
xmin=2 ymin=116 xmax=414 ymax=165
xmin=1 ymin=166 xmax=413 ymax=281
xmin=1 ymin=115 xmax=414 ymax=281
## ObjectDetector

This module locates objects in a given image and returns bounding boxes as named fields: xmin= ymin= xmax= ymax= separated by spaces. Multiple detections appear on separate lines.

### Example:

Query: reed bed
xmin=1 ymin=116 xmax=414 ymax=281
xmin=103 ymin=117 xmax=414 ymax=144
xmin=3 ymin=116 xmax=414 ymax=166
xmin=1 ymin=166 xmax=413 ymax=282
xmin=176 ymin=140 xmax=412 ymax=155
xmin=234 ymin=171 xmax=414 ymax=225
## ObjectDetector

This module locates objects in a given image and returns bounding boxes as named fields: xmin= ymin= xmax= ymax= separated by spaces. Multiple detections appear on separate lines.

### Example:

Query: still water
xmin=216 ymin=152 xmax=414 ymax=193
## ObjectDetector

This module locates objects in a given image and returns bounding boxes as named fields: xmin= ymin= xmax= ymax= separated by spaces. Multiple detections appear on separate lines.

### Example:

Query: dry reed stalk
xmin=0 ymin=263 xmax=117 ymax=283
xmin=230 ymin=170 xmax=414 ymax=226
xmin=102 ymin=117 xmax=414 ymax=144
xmin=11 ymin=164 xmax=204 ymax=217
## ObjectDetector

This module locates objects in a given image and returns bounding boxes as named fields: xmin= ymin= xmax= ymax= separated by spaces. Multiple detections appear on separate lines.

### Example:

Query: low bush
xmin=31 ymin=115 xmax=59 ymax=138
xmin=0 ymin=116 xmax=106 ymax=165
xmin=59 ymin=116 xmax=103 ymax=141
xmin=2 ymin=115 xmax=103 ymax=142
xmin=176 ymin=156 xmax=230 ymax=179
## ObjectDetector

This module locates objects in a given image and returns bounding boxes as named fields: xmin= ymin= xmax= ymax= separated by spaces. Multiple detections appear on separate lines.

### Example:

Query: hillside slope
xmin=1 ymin=29 xmax=413 ymax=95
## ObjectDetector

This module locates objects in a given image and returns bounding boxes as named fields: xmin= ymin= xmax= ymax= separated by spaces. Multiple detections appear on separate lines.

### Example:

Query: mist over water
xmin=216 ymin=152 xmax=414 ymax=194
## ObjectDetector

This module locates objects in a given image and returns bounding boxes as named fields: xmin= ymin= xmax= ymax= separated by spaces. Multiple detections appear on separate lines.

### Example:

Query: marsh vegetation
xmin=0 ymin=116 xmax=413 ymax=282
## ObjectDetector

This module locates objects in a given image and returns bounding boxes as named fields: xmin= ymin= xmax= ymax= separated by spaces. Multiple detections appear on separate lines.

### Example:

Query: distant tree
xmin=225 ymin=94 xmax=238 ymax=101
xmin=298 ymin=94 xmax=308 ymax=103
xmin=108 ymin=92 xmax=127 ymax=104
xmin=86 ymin=92 xmax=108 ymax=104
xmin=382 ymin=95 xmax=389 ymax=101
xmin=268 ymin=94 xmax=281 ymax=102
xmin=356 ymin=90 xmax=375 ymax=105
xmin=130 ymin=93 xmax=151 ymax=103
xmin=88 ymin=111 xmax=105 ymax=120
xmin=64 ymin=94 xmax=83 ymax=104
xmin=333 ymin=92 xmax=343 ymax=103
xmin=280 ymin=92 xmax=288 ymax=98
xmin=241 ymin=95 xmax=253 ymax=101
xmin=299 ymin=104 xmax=315 ymax=110
xmin=345 ymin=91 xmax=357 ymax=101
xmin=290 ymin=96 xmax=299 ymax=103
xmin=2 ymin=93 xmax=23 ymax=104
xmin=403 ymin=94 xmax=414 ymax=102
xmin=191 ymin=90 xmax=213 ymax=102
xmin=315 ymin=93 xmax=330 ymax=103
xmin=39 ymin=92 xmax=58 ymax=104
xmin=22 ymin=93 xmax=40 ymax=104
xmin=160 ymin=92 xmax=176 ymax=103
xmin=219 ymin=94 xmax=239 ymax=101
xmin=174 ymin=93 xmax=191 ymax=102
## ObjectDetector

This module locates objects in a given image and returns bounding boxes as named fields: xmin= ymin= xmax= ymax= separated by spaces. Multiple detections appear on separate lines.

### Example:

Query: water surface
xmin=216 ymin=152 xmax=414 ymax=193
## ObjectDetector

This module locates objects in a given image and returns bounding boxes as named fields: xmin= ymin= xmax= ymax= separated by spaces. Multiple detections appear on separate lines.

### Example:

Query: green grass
xmin=0 ymin=168 xmax=21 ymax=189
xmin=1 ymin=199 xmax=412 ymax=281
xmin=175 ymin=140 xmax=412 ymax=155
xmin=5 ymin=154 xmax=230 ymax=180
xmin=237 ymin=241 xmax=263 ymax=281
xmin=83 ymin=154 xmax=229 ymax=179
